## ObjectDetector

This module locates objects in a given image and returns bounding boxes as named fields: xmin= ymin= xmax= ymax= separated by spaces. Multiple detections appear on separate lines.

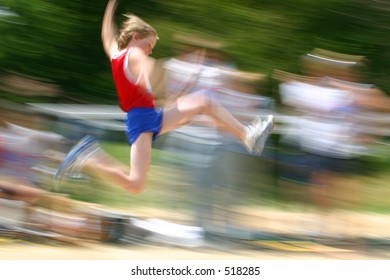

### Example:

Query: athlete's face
xmin=134 ymin=34 xmax=157 ymax=56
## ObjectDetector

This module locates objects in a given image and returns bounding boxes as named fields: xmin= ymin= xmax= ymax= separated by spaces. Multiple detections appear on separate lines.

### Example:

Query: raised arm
xmin=102 ymin=0 xmax=119 ymax=60
xmin=326 ymin=78 xmax=390 ymax=111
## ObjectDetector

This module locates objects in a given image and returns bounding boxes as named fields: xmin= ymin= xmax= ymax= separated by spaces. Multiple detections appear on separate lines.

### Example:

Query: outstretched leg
xmin=54 ymin=133 xmax=153 ymax=194
xmin=160 ymin=90 xmax=273 ymax=152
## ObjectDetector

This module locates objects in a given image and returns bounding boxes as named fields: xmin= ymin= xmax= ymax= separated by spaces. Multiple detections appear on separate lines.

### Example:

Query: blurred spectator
xmin=278 ymin=49 xmax=390 ymax=238
xmin=0 ymin=123 xmax=121 ymax=241
xmin=0 ymin=122 xmax=67 ymax=190
xmin=160 ymin=35 xmax=229 ymax=229
xmin=162 ymin=35 xmax=275 ymax=237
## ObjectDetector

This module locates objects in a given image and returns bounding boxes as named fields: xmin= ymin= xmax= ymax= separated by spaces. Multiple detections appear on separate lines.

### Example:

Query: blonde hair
xmin=118 ymin=14 xmax=158 ymax=50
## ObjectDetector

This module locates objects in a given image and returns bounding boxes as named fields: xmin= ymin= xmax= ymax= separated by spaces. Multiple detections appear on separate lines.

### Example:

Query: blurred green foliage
xmin=0 ymin=0 xmax=389 ymax=102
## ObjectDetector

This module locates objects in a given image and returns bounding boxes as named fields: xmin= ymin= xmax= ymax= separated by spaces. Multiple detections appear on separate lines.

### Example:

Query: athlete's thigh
xmin=130 ymin=132 xmax=153 ymax=184
xmin=160 ymin=91 xmax=207 ymax=134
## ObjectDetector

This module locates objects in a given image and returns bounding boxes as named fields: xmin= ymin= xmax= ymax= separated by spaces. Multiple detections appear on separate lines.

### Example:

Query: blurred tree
xmin=0 ymin=0 xmax=388 ymax=103
xmin=301 ymin=0 xmax=390 ymax=89
xmin=0 ymin=0 xmax=113 ymax=102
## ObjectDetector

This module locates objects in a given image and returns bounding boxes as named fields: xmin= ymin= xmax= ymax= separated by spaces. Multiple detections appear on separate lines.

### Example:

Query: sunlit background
xmin=0 ymin=0 xmax=389 ymax=259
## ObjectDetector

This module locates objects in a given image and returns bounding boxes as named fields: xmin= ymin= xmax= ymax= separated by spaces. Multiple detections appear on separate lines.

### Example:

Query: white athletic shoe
xmin=53 ymin=135 xmax=100 ymax=191
xmin=244 ymin=115 xmax=274 ymax=155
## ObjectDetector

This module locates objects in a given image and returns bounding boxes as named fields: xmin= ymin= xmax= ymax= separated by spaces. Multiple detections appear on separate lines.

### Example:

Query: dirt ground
xmin=1 ymin=237 xmax=390 ymax=260
xmin=0 ymin=233 xmax=386 ymax=260
xmin=1 ymin=206 xmax=389 ymax=260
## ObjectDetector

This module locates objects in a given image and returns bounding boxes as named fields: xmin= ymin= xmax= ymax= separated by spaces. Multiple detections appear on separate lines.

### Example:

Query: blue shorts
xmin=125 ymin=108 xmax=163 ymax=145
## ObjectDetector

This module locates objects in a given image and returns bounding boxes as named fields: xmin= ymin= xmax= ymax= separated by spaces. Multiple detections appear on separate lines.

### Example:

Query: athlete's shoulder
xmin=112 ymin=48 xmax=128 ymax=60
xmin=127 ymin=47 xmax=146 ymax=62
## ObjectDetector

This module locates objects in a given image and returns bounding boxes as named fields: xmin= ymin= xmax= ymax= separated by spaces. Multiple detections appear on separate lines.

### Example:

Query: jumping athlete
xmin=54 ymin=0 xmax=274 ymax=194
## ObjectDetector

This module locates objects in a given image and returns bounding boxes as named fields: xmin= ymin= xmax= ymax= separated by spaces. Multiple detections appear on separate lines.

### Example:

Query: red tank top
xmin=111 ymin=48 xmax=155 ymax=112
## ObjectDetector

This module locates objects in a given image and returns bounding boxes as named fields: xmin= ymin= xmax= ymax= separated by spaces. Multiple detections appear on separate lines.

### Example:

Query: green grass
xmin=57 ymin=141 xmax=192 ymax=209
xmin=56 ymin=141 xmax=390 ymax=214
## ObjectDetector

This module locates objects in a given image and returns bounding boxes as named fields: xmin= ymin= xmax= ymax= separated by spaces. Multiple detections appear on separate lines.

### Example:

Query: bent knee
xmin=195 ymin=91 xmax=215 ymax=111
xmin=126 ymin=178 xmax=146 ymax=194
